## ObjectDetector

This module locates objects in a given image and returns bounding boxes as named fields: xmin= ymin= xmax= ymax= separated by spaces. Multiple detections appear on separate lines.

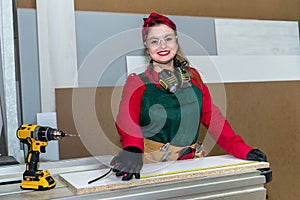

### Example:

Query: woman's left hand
xmin=246 ymin=149 xmax=267 ymax=162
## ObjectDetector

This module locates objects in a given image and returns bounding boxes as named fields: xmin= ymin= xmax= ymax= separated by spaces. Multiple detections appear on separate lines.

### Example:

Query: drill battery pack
xmin=20 ymin=169 xmax=56 ymax=190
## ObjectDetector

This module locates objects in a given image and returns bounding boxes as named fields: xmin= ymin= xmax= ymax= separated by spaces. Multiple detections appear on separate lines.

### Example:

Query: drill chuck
xmin=33 ymin=126 xmax=66 ymax=141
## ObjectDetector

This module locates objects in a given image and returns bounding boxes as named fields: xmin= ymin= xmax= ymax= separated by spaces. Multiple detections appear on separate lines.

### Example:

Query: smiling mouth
xmin=157 ymin=50 xmax=170 ymax=56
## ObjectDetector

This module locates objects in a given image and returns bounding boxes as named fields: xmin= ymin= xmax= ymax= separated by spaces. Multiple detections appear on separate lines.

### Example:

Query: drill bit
xmin=63 ymin=133 xmax=79 ymax=137
xmin=51 ymin=130 xmax=79 ymax=140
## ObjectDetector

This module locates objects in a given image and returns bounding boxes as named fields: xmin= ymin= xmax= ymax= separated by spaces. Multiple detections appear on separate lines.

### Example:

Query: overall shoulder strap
xmin=138 ymin=72 xmax=151 ymax=84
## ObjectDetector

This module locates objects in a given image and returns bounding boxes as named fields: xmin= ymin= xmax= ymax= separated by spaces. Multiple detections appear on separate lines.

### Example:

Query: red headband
xmin=142 ymin=12 xmax=176 ymax=38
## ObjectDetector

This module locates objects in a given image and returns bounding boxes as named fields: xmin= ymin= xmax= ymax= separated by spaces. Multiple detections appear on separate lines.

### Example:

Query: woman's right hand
xmin=110 ymin=146 xmax=143 ymax=181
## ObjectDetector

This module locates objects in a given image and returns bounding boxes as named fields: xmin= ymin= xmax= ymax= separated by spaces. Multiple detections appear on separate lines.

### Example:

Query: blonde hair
xmin=176 ymin=45 xmax=203 ymax=87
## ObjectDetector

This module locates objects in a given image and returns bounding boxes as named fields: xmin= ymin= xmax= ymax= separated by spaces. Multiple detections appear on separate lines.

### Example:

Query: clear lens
xmin=146 ymin=35 xmax=177 ymax=48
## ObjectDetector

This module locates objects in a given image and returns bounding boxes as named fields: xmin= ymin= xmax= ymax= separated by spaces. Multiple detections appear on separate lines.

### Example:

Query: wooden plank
xmin=59 ymin=155 xmax=269 ymax=194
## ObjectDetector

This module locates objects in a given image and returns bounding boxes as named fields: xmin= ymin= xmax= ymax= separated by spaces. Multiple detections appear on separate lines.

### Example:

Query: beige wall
xmin=18 ymin=0 xmax=300 ymax=29
xmin=56 ymin=81 xmax=300 ymax=200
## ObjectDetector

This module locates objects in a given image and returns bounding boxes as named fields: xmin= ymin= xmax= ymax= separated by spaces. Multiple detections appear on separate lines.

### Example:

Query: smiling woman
xmin=144 ymin=24 xmax=178 ymax=68
xmin=142 ymin=13 xmax=178 ymax=70
xmin=110 ymin=12 xmax=268 ymax=181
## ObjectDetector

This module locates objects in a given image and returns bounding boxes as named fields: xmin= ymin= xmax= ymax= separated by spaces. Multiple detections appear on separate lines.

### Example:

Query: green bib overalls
xmin=139 ymin=73 xmax=203 ymax=147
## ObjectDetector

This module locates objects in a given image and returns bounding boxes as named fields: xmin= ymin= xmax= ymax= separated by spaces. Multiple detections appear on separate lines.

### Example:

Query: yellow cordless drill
xmin=16 ymin=124 xmax=76 ymax=190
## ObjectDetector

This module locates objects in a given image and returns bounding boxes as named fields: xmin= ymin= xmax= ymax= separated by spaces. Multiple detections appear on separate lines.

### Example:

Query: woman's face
xmin=145 ymin=24 xmax=178 ymax=67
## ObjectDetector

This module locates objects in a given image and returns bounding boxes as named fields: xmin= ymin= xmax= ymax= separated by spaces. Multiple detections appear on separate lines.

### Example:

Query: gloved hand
xmin=110 ymin=146 xmax=143 ymax=181
xmin=177 ymin=147 xmax=195 ymax=160
xmin=246 ymin=149 xmax=267 ymax=162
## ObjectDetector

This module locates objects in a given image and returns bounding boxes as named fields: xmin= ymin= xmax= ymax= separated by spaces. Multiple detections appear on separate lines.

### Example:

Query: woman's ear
xmin=145 ymin=48 xmax=149 ymax=55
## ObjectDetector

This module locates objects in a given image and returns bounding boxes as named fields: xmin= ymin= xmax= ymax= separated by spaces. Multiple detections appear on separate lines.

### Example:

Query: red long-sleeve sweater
xmin=116 ymin=66 xmax=253 ymax=159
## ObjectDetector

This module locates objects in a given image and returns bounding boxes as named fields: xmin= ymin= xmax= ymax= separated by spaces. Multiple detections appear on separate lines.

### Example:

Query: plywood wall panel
xmin=74 ymin=0 xmax=300 ymax=22
xmin=56 ymin=87 xmax=122 ymax=159
xmin=17 ymin=0 xmax=36 ymax=9
xmin=17 ymin=0 xmax=300 ymax=25
xmin=17 ymin=0 xmax=300 ymax=32
xmin=55 ymin=88 xmax=91 ymax=159
xmin=56 ymin=80 xmax=300 ymax=200
xmin=224 ymin=81 xmax=300 ymax=200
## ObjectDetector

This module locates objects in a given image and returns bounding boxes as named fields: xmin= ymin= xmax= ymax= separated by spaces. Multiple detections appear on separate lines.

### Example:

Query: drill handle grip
xmin=25 ymin=151 xmax=40 ymax=174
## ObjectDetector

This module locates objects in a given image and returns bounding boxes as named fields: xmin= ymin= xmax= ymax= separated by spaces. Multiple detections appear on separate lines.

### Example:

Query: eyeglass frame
xmin=144 ymin=34 xmax=178 ymax=49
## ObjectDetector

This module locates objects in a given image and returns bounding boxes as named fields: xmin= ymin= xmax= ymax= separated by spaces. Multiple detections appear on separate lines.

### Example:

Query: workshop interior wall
xmin=17 ymin=9 xmax=217 ymax=124
xmin=16 ymin=0 xmax=300 ymax=124
xmin=16 ymin=1 xmax=300 ymax=199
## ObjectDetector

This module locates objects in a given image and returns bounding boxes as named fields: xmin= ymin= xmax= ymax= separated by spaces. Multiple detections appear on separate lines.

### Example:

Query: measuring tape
xmin=141 ymin=161 xmax=257 ymax=179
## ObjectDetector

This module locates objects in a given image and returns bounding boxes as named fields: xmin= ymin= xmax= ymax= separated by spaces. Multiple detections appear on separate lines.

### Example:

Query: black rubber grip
xmin=258 ymin=167 xmax=272 ymax=183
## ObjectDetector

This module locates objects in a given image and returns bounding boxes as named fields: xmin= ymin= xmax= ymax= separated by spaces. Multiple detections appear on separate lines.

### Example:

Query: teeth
xmin=158 ymin=51 xmax=169 ymax=55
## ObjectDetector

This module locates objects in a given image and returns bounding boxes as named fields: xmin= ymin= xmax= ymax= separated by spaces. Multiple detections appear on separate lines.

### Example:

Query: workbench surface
xmin=0 ymin=155 xmax=269 ymax=200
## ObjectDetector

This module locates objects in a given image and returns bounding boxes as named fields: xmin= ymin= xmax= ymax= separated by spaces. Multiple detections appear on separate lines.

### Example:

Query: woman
xmin=111 ymin=12 xmax=267 ymax=181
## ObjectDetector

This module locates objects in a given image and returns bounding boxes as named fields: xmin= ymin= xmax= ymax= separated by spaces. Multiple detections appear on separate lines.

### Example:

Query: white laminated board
xmin=215 ymin=18 xmax=300 ymax=55
xmin=60 ymin=155 xmax=269 ymax=194
xmin=37 ymin=112 xmax=59 ymax=161
xmin=37 ymin=0 xmax=78 ymax=113
xmin=126 ymin=55 xmax=300 ymax=83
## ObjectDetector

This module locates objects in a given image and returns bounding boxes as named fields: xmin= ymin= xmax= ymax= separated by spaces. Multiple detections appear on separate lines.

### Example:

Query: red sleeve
xmin=189 ymin=68 xmax=253 ymax=159
xmin=115 ymin=73 xmax=145 ymax=152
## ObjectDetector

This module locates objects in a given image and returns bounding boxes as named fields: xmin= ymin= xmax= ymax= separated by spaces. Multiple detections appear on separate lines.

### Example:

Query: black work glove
xmin=177 ymin=147 xmax=195 ymax=160
xmin=110 ymin=146 xmax=143 ymax=181
xmin=246 ymin=149 xmax=267 ymax=162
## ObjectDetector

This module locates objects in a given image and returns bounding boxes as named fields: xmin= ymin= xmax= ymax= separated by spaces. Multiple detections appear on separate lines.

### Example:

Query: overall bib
xmin=139 ymin=73 xmax=203 ymax=162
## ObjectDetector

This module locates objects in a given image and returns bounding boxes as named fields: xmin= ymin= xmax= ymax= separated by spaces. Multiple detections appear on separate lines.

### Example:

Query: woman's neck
xmin=152 ymin=60 xmax=174 ymax=72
